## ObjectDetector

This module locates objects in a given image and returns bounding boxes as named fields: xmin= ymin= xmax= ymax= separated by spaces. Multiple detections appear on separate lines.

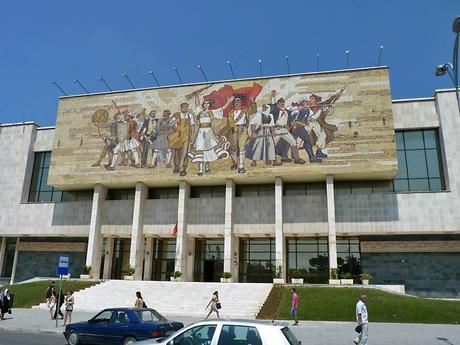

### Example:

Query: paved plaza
xmin=0 ymin=309 xmax=458 ymax=345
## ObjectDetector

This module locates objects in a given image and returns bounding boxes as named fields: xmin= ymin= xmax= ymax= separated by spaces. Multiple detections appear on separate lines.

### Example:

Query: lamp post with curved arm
xmin=435 ymin=16 xmax=460 ymax=116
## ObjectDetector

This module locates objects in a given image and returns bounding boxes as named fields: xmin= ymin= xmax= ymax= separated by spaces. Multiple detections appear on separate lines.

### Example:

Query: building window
xmin=393 ymin=129 xmax=445 ymax=192
xmin=61 ymin=190 xmax=94 ymax=202
xmin=336 ymin=237 xmax=361 ymax=277
xmin=334 ymin=181 xmax=393 ymax=194
xmin=283 ymin=182 xmax=327 ymax=196
xmin=148 ymin=187 xmax=179 ymax=199
xmin=286 ymin=237 xmax=329 ymax=283
xmin=239 ymin=238 xmax=275 ymax=283
xmin=107 ymin=189 xmax=135 ymax=200
xmin=190 ymin=186 xmax=225 ymax=198
xmin=153 ymin=239 xmax=176 ymax=281
xmin=236 ymin=184 xmax=274 ymax=197
xmin=28 ymin=152 xmax=63 ymax=203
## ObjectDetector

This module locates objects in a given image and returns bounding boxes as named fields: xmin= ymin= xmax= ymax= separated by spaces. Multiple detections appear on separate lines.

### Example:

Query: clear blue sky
xmin=0 ymin=0 xmax=458 ymax=126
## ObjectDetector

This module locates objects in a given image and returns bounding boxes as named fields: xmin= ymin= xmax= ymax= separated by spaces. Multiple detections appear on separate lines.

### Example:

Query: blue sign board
xmin=56 ymin=255 xmax=70 ymax=276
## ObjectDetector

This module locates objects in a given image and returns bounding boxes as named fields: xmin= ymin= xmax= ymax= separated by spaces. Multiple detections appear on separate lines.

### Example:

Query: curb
xmin=0 ymin=326 xmax=63 ymax=335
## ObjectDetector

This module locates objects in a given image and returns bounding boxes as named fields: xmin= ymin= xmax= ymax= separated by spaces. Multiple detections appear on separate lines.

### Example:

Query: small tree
xmin=222 ymin=272 xmax=232 ymax=279
xmin=330 ymin=268 xmax=339 ymax=279
xmin=173 ymin=271 xmax=182 ymax=278
xmin=82 ymin=265 xmax=91 ymax=274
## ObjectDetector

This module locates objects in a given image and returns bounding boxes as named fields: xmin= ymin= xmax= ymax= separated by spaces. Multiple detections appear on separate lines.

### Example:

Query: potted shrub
xmin=328 ymin=268 xmax=341 ymax=285
xmin=272 ymin=266 xmax=285 ymax=284
xmin=220 ymin=272 xmax=232 ymax=283
xmin=361 ymin=272 xmax=373 ymax=285
xmin=290 ymin=269 xmax=304 ymax=284
xmin=341 ymin=272 xmax=354 ymax=285
xmin=170 ymin=271 xmax=182 ymax=282
xmin=80 ymin=265 xmax=91 ymax=280
xmin=124 ymin=265 xmax=135 ymax=280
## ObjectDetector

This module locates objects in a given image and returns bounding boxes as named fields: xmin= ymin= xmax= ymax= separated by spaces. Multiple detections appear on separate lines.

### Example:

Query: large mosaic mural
xmin=49 ymin=68 xmax=397 ymax=188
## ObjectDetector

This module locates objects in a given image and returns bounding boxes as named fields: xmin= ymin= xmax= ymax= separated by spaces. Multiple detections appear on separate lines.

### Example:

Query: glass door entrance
xmin=194 ymin=238 xmax=224 ymax=282
xmin=152 ymin=239 xmax=176 ymax=281
xmin=111 ymin=238 xmax=131 ymax=279
xmin=239 ymin=238 xmax=275 ymax=283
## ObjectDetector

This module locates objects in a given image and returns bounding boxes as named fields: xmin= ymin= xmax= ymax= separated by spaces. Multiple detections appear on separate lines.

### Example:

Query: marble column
xmin=0 ymin=237 xmax=6 ymax=276
xmin=129 ymin=182 xmax=148 ymax=280
xmin=9 ymin=238 xmax=20 ymax=285
xmin=143 ymin=237 xmax=154 ymax=280
xmin=275 ymin=177 xmax=285 ymax=279
xmin=223 ymin=179 xmax=236 ymax=280
xmin=174 ymin=181 xmax=190 ymax=280
xmin=326 ymin=175 xmax=338 ymax=271
xmin=86 ymin=184 xmax=107 ymax=279
xmin=103 ymin=237 xmax=114 ymax=279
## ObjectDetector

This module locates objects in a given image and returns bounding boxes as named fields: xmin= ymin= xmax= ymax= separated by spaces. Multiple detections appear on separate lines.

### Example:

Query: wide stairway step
xmin=33 ymin=281 xmax=273 ymax=319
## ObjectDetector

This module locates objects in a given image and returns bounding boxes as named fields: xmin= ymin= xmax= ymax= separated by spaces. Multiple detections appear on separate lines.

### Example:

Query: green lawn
xmin=2 ymin=280 xmax=99 ymax=308
xmin=258 ymin=286 xmax=460 ymax=324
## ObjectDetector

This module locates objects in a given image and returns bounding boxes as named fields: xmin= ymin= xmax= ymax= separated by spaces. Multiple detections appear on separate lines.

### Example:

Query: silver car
xmin=136 ymin=319 xmax=301 ymax=345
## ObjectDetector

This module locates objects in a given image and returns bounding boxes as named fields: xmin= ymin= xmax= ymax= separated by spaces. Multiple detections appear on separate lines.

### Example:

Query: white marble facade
xmin=0 ymin=89 xmax=459 ymax=282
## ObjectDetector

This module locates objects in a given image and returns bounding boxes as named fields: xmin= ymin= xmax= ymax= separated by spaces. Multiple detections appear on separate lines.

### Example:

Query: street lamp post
xmin=435 ymin=16 xmax=460 ymax=115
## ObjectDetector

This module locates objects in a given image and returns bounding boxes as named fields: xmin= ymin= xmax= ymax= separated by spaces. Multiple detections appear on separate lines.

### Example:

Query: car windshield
xmin=137 ymin=309 xmax=168 ymax=323
xmin=281 ymin=327 xmax=301 ymax=345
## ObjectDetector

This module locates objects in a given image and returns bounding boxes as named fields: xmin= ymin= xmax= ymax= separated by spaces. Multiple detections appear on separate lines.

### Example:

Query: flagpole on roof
xmin=378 ymin=45 xmax=384 ymax=66
xmin=122 ymin=73 xmax=135 ymax=89
xmin=226 ymin=60 xmax=236 ymax=79
xmin=258 ymin=59 xmax=263 ymax=77
xmin=99 ymin=76 xmax=113 ymax=91
xmin=148 ymin=71 xmax=160 ymax=87
xmin=286 ymin=55 xmax=291 ymax=74
xmin=74 ymin=79 xmax=89 ymax=94
xmin=316 ymin=53 xmax=320 ymax=72
xmin=198 ymin=65 xmax=208 ymax=82
xmin=51 ymin=81 xmax=68 ymax=96
xmin=173 ymin=66 xmax=183 ymax=84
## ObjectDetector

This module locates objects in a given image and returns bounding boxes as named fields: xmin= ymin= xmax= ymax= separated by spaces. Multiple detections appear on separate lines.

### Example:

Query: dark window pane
xmin=38 ymin=191 xmax=52 ymax=203
xmin=372 ymin=181 xmax=393 ymax=192
xmin=258 ymin=184 xmax=274 ymax=196
xmin=429 ymin=178 xmax=443 ymax=191
xmin=77 ymin=190 xmax=94 ymax=201
xmin=237 ymin=185 xmax=258 ymax=197
xmin=43 ymin=152 xmax=51 ymax=168
xmin=39 ymin=168 xmax=52 ymax=191
xmin=29 ymin=192 xmax=38 ymax=202
xmin=409 ymin=179 xmax=429 ymax=192
xmin=395 ymin=151 xmax=408 ymax=178
xmin=307 ymin=183 xmax=326 ymax=195
xmin=406 ymin=150 xmax=428 ymax=178
xmin=335 ymin=182 xmax=351 ymax=194
xmin=52 ymin=190 xmax=63 ymax=202
xmin=211 ymin=186 xmax=225 ymax=198
xmin=404 ymin=131 xmax=424 ymax=150
xmin=425 ymin=149 xmax=441 ymax=178
xmin=33 ymin=153 xmax=45 ymax=170
xmin=423 ymin=129 xmax=437 ymax=149
xmin=394 ymin=179 xmax=409 ymax=192
xmin=284 ymin=183 xmax=306 ymax=196
xmin=395 ymin=132 xmax=405 ymax=150
xmin=62 ymin=192 xmax=77 ymax=202
xmin=351 ymin=182 xmax=373 ymax=194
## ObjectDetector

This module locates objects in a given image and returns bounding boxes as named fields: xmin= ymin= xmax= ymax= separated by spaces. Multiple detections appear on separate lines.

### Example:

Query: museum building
xmin=0 ymin=67 xmax=459 ymax=297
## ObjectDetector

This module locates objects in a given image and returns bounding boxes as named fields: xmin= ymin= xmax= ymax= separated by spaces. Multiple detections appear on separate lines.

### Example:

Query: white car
xmin=136 ymin=319 xmax=301 ymax=345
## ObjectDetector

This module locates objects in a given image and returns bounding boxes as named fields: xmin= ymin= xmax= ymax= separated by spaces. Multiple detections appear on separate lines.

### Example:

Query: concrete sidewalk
xmin=0 ymin=309 xmax=459 ymax=345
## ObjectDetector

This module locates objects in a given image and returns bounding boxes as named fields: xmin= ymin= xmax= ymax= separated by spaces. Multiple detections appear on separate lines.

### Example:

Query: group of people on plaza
xmin=0 ymin=287 xmax=13 ymax=320
xmin=92 ymin=84 xmax=345 ymax=176
xmin=45 ymin=281 xmax=74 ymax=325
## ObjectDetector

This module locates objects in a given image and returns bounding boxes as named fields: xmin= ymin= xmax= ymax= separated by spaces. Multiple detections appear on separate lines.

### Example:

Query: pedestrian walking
xmin=134 ymin=291 xmax=146 ymax=308
xmin=205 ymin=291 xmax=220 ymax=319
xmin=54 ymin=290 xmax=64 ymax=320
xmin=63 ymin=291 xmax=74 ymax=325
xmin=290 ymin=288 xmax=299 ymax=326
xmin=0 ymin=288 xmax=12 ymax=320
xmin=45 ymin=281 xmax=55 ymax=302
xmin=354 ymin=294 xmax=369 ymax=345
xmin=48 ymin=291 xmax=56 ymax=320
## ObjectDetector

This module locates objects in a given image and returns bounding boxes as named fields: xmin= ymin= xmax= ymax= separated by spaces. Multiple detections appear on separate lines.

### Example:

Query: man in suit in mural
xmin=136 ymin=108 xmax=152 ymax=168
xmin=269 ymin=90 xmax=306 ymax=166
xmin=151 ymin=110 xmax=174 ymax=168
xmin=169 ymin=103 xmax=195 ymax=176
xmin=105 ymin=111 xmax=130 ymax=170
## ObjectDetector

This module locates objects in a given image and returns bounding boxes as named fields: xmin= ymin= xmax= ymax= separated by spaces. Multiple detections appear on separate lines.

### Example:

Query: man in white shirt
xmin=354 ymin=294 xmax=369 ymax=345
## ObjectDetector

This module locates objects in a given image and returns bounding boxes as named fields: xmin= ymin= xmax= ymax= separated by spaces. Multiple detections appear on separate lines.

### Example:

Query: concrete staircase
xmin=35 ymin=281 xmax=273 ymax=319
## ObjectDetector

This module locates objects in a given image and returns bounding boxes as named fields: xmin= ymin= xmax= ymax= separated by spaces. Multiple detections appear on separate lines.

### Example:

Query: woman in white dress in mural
xmin=189 ymin=94 xmax=232 ymax=176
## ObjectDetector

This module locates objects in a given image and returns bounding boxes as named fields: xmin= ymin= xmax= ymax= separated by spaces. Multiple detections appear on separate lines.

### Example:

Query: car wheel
xmin=123 ymin=336 xmax=137 ymax=345
xmin=67 ymin=330 xmax=80 ymax=345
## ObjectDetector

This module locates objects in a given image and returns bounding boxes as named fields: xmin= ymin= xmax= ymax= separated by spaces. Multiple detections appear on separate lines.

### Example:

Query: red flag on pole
xmin=172 ymin=222 xmax=178 ymax=237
